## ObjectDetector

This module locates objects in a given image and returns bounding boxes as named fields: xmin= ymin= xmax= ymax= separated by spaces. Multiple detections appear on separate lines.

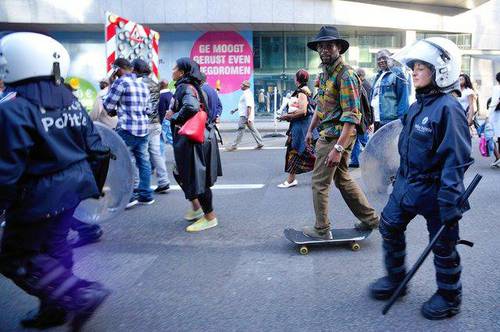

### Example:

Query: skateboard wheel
xmin=351 ymin=242 xmax=361 ymax=251
xmin=299 ymin=246 xmax=309 ymax=255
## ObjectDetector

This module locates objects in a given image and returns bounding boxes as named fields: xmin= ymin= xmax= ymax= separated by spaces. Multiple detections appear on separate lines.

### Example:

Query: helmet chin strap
xmin=53 ymin=62 xmax=61 ymax=85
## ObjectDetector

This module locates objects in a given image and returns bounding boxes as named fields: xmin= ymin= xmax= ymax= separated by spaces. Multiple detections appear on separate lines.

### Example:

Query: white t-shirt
xmin=371 ymin=72 xmax=388 ymax=122
xmin=238 ymin=89 xmax=255 ymax=121
xmin=458 ymin=88 xmax=475 ymax=112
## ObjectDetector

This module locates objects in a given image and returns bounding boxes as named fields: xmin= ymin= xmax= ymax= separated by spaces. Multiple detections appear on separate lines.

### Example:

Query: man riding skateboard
xmin=303 ymin=26 xmax=379 ymax=239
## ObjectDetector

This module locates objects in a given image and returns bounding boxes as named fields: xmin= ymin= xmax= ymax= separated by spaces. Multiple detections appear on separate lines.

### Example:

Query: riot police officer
xmin=369 ymin=37 xmax=473 ymax=319
xmin=0 ymin=32 xmax=110 ymax=329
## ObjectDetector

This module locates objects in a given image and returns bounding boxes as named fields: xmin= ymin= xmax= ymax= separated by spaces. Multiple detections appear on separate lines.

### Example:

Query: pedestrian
xmin=258 ymin=89 xmax=266 ymax=113
xmin=349 ymin=68 xmax=372 ymax=168
xmin=277 ymin=69 xmax=317 ymax=188
xmin=458 ymin=73 xmax=478 ymax=127
xmin=166 ymin=58 xmax=222 ymax=232
xmin=370 ymin=49 xmax=411 ymax=131
xmin=225 ymin=80 xmax=264 ymax=151
xmin=201 ymin=73 xmax=223 ymax=123
xmin=132 ymin=59 xmax=171 ymax=194
xmin=0 ymin=32 xmax=110 ymax=330
xmin=158 ymin=80 xmax=174 ymax=155
xmin=369 ymin=37 xmax=472 ymax=320
xmin=302 ymin=26 xmax=380 ymax=240
xmin=90 ymin=78 xmax=118 ymax=128
xmin=487 ymin=72 xmax=500 ymax=168
xmin=103 ymin=58 xmax=154 ymax=207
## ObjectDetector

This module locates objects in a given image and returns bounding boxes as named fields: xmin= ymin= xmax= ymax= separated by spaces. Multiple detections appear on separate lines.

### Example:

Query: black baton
xmin=382 ymin=173 xmax=483 ymax=315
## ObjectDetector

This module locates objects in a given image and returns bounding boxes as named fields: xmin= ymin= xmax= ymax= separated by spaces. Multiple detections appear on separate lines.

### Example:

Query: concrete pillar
xmin=405 ymin=30 xmax=417 ymax=47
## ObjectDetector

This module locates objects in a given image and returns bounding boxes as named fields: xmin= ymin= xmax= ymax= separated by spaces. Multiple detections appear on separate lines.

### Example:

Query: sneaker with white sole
xmin=490 ymin=159 xmax=500 ymax=168
xmin=126 ymin=197 xmax=138 ymax=209
xmin=138 ymin=197 xmax=155 ymax=205
xmin=277 ymin=179 xmax=298 ymax=188
xmin=184 ymin=208 xmax=204 ymax=221
xmin=186 ymin=217 xmax=218 ymax=232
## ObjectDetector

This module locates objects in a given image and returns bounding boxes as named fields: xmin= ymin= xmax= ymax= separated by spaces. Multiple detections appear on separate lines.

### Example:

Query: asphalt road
xmin=1 ymin=131 xmax=499 ymax=332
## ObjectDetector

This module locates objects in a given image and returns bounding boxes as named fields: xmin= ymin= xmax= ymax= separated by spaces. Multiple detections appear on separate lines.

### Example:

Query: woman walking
xmin=165 ymin=58 xmax=222 ymax=232
xmin=487 ymin=72 xmax=500 ymax=168
xmin=277 ymin=69 xmax=317 ymax=188
xmin=457 ymin=73 xmax=477 ymax=126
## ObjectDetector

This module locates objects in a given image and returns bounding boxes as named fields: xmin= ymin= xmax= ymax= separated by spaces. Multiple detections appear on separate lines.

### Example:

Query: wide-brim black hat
xmin=307 ymin=26 xmax=349 ymax=54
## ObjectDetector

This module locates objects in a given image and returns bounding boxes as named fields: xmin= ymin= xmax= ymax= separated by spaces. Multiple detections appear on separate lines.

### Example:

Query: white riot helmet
xmin=0 ymin=32 xmax=70 ymax=84
xmin=392 ymin=37 xmax=461 ymax=92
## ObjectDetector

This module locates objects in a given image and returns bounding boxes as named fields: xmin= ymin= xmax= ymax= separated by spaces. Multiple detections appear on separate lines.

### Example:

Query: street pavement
xmin=0 ymin=130 xmax=499 ymax=332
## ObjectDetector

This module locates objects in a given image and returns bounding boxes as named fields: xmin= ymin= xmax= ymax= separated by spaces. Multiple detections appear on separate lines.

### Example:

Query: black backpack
xmin=335 ymin=65 xmax=374 ymax=134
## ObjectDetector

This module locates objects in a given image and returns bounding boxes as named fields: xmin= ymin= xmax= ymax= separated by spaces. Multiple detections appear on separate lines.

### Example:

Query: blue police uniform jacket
xmin=391 ymin=91 xmax=473 ymax=223
xmin=0 ymin=81 xmax=103 ymax=222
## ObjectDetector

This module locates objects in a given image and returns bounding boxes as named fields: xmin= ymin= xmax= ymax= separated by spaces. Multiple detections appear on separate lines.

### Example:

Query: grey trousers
xmin=232 ymin=116 xmax=263 ymax=147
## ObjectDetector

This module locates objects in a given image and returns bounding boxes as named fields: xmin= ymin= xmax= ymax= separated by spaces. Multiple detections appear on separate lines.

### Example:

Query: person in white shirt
xmin=89 ymin=79 xmax=118 ymax=129
xmin=226 ymin=80 xmax=264 ymax=151
xmin=488 ymin=72 xmax=500 ymax=168
xmin=457 ymin=73 xmax=477 ymax=126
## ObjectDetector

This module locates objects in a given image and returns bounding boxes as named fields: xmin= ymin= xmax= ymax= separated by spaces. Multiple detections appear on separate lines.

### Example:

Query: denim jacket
xmin=370 ymin=67 xmax=410 ymax=123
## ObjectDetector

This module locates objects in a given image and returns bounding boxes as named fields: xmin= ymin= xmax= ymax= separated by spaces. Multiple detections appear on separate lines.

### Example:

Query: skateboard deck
xmin=284 ymin=228 xmax=372 ymax=254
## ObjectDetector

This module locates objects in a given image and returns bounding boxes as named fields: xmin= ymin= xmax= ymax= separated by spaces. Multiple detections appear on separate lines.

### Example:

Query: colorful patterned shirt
xmin=316 ymin=57 xmax=361 ymax=138
xmin=103 ymin=73 xmax=151 ymax=137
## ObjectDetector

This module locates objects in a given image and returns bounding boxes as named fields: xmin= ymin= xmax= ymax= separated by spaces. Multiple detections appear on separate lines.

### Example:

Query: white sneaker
xmin=491 ymin=159 xmax=500 ymax=168
xmin=277 ymin=179 xmax=298 ymax=188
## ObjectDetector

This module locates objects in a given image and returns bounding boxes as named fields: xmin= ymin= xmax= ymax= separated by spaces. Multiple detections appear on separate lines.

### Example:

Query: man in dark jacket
xmin=201 ymin=73 xmax=223 ymax=123
xmin=0 ymin=32 xmax=110 ymax=329
xmin=370 ymin=49 xmax=411 ymax=130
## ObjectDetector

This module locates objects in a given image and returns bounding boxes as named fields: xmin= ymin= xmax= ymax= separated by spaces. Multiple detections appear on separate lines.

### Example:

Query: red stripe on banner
xmin=153 ymin=37 xmax=159 ymax=52
xmin=107 ymin=52 xmax=115 ymax=72
xmin=144 ymin=26 xmax=151 ymax=35
xmin=106 ymin=22 xmax=116 ymax=40
xmin=152 ymin=61 xmax=159 ymax=79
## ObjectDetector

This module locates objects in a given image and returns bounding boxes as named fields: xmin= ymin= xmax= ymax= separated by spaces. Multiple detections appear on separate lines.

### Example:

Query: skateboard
xmin=284 ymin=228 xmax=372 ymax=255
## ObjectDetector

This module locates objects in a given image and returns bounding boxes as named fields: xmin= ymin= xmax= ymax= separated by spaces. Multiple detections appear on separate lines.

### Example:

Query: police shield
xmin=74 ymin=122 xmax=134 ymax=223
xmin=360 ymin=120 xmax=403 ymax=208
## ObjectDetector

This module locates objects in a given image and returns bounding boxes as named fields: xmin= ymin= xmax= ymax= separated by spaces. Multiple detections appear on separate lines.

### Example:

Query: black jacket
xmin=0 ymin=81 xmax=107 ymax=222
xmin=171 ymin=79 xmax=222 ymax=199
xmin=392 ymin=91 xmax=473 ymax=223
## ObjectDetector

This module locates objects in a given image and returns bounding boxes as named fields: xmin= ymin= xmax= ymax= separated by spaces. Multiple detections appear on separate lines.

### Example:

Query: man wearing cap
xmin=303 ymin=26 xmax=379 ymax=239
xmin=370 ymin=49 xmax=411 ymax=131
xmin=103 ymin=58 xmax=154 ymax=207
xmin=226 ymin=80 xmax=264 ymax=151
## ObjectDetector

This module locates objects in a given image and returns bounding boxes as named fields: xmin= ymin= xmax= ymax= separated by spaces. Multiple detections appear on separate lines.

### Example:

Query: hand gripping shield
xmin=74 ymin=122 xmax=134 ymax=222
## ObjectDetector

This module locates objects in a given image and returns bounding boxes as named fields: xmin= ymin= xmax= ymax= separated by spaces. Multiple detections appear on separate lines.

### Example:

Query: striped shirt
xmin=103 ymin=73 xmax=151 ymax=137
xmin=316 ymin=57 xmax=361 ymax=138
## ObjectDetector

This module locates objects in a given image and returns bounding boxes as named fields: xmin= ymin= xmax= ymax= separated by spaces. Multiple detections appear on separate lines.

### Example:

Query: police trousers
xmin=381 ymin=191 xmax=462 ymax=299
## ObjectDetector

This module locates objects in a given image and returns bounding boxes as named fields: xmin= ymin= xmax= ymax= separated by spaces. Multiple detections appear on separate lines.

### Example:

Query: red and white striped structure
xmin=105 ymin=12 xmax=160 ymax=80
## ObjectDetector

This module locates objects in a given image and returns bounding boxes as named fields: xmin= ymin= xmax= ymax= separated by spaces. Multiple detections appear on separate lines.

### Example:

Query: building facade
xmin=1 ymin=0 xmax=499 ymax=119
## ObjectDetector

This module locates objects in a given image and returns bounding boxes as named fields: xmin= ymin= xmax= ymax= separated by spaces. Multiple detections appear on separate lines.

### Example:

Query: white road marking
xmin=220 ymin=146 xmax=286 ymax=151
xmin=167 ymin=184 xmax=265 ymax=190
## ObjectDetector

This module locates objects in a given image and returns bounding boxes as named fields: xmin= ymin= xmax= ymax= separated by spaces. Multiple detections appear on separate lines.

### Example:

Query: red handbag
xmin=178 ymin=110 xmax=207 ymax=143
xmin=178 ymin=85 xmax=208 ymax=143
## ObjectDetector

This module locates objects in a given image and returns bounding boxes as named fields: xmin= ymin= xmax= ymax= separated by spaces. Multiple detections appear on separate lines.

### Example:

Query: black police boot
xmin=421 ymin=292 xmax=461 ymax=320
xmin=69 ymin=226 xmax=103 ymax=248
xmin=70 ymin=282 xmax=111 ymax=331
xmin=21 ymin=304 xmax=68 ymax=329
xmin=369 ymin=276 xmax=407 ymax=300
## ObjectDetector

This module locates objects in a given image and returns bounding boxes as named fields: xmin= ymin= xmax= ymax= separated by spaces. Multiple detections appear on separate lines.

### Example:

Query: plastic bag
xmin=479 ymin=134 xmax=489 ymax=157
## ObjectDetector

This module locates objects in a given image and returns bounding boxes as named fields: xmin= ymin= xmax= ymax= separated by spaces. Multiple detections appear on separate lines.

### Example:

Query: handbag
xmin=479 ymin=134 xmax=489 ymax=157
xmin=178 ymin=110 xmax=207 ymax=143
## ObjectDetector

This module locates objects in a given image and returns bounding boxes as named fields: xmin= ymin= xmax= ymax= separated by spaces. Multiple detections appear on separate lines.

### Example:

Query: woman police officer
xmin=369 ymin=37 xmax=473 ymax=320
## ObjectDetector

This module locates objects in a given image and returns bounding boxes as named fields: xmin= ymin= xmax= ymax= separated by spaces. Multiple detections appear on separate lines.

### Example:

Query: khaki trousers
xmin=311 ymin=136 xmax=379 ymax=230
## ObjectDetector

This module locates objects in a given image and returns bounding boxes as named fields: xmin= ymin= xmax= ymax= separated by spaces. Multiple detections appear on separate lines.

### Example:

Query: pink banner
xmin=191 ymin=31 xmax=253 ymax=94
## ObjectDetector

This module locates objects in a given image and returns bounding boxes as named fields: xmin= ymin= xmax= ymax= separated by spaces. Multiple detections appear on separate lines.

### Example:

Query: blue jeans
xmin=117 ymin=128 xmax=153 ymax=200
xmin=350 ymin=132 xmax=369 ymax=166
